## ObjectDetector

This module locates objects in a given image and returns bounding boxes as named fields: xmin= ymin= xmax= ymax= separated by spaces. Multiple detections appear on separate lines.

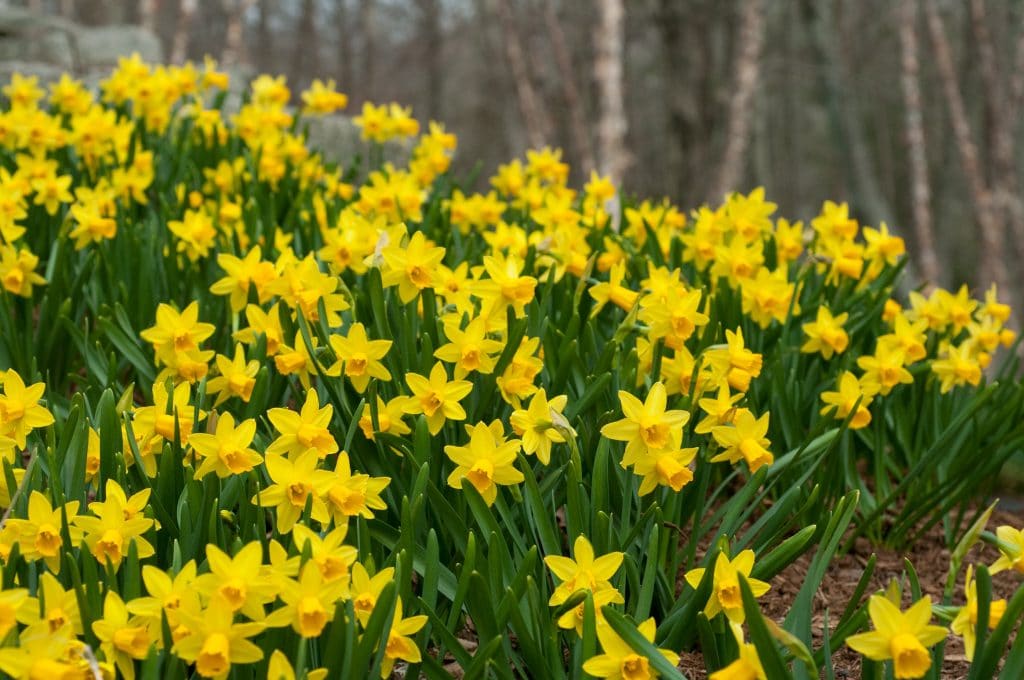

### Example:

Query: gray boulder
xmin=302 ymin=114 xmax=412 ymax=168
xmin=0 ymin=6 xmax=162 ymax=85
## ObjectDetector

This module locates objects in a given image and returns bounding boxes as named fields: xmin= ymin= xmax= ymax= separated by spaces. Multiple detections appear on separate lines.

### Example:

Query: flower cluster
xmin=0 ymin=55 xmax=1019 ymax=680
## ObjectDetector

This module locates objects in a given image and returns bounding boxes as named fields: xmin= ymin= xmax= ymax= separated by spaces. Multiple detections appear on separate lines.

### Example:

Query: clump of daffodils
xmin=0 ymin=56 xmax=1016 ymax=680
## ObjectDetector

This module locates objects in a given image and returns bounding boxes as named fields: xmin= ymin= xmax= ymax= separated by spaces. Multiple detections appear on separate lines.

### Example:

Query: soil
xmin=676 ymin=507 xmax=1024 ymax=680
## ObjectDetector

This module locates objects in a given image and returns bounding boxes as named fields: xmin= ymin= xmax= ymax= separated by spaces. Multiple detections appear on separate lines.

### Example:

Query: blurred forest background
xmin=9 ymin=0 xmax=1024 ymax=302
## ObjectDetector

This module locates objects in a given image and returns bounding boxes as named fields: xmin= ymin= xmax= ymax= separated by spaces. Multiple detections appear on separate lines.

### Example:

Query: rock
xmin=0 ymin=7 xmax=77 ymax=71
xmin=0 ymin=60 xmax=66 ymax=86
xmin=0 ymin=5 xmax=163 ymax=86
xmin=73 ymin=24 xmax=163 ymax=71
xmin=302 ymin=114 xmax=411 ymax=168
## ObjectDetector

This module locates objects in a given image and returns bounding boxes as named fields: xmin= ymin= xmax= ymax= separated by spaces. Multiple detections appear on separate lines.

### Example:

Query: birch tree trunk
xmin=544 ymin=0 xmax=595 ymax=174
xmin=710 ymin=0 xmax=765 ymax=201
xmin=170 ymin=0 xmax=198 ymax=64
xmin=138 ymin=0 xmax=158 ymax=32
xmin=594 ymin=0 xmax=628 ymax=187
xmin=493 ymin=0 xmax=550 ymax=149
xmin=924 ymin=0 xmax=1009 ymax=295
xmin=358 ymin=0 xmax=377 ymax=105
xmin=221 ymin=0 xmax=254 ymax=67
xmin=898 ymin=0 xmax=940 ymax=285
xmin=335 ymin=0 xmax=354 ymax=94
xmin=417 ymin=0 xmax=443 ymax=121
xmin=291 ymin=0 xmax=320 ymax=89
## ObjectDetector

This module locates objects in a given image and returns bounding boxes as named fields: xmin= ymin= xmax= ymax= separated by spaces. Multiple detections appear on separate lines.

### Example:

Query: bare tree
xmin=898 ymin=0 xmax=939 ymax=285
xmin=594 ymin=0 xmax=627 ymax=187
xmin=924 ymin=0 xmax=1009 ymax=296
xmin=221 ymin=0 xmax=255 ymax=67
xmin=335 ymin=0 xmax=354 ymax=94
xmin=543 ymin=1 xmax=594 ymax=174
xmin=291 ymin=0 xmax=320 ymax=90
xmin=170 ymin=0 xmax=198 ymax=64
xmin=138 ymin=0 xmax=158 ymax=32
xmin=416 ymin=0 xmax=443 ymax=121
xmin=357 ymin=0 xmax=377 ymax=105
xmin=493 ymin=0 xmax=551 ymax=149
xmin=710 ymin=0 xmax=766 ymax=201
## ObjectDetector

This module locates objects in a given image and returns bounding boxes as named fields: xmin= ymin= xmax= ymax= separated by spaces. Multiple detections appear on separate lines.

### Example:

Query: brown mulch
xmin=677 ymin=507 xmax=1024 ymax=680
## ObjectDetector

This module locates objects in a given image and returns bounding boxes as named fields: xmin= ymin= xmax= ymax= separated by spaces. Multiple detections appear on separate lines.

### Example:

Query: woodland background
xmin=11 ymin=0 xmax=1024 ymax=304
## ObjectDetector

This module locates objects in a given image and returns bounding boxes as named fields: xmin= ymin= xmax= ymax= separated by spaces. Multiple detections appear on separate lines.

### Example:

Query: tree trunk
xmin=335 ymin=0 xmax=354 ymax=94
xmin=924 ymin=0 xmax=1009 ymax=295
xmin=710 ymin=0 xmax=766 ymax=201
xmin=358 ymin=0 xmax=377 ymax=104
xmin=493 ymin=0 xmax=550 ymax=149
xmin=594 ymin=0 xmax=628 ymax=188
xmin=417 ymin=0 xmax=443 ymax=121
xmin=543 ymin=0 xmax=595 ymax=174
xmin=291 ymin=0 xmax=320 ymax=90
xmin=138 ymin=0 xmax=158 ymax=32
xmin=221 ymin=0 xmax=254 ymax=67
xmin=898 ymin=0 xmax=940 ymax=285
xmin=170 ymin=0 xmax=198 ymax=64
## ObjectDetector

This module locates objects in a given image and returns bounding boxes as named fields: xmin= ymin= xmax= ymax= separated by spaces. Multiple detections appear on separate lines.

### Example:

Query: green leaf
xmin=740 ymin=575 xmax=790 ymax=678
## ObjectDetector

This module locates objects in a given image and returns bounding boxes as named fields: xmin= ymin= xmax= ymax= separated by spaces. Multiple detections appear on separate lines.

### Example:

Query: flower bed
xmin=0 ymin=56 xmax=1021 ymax=679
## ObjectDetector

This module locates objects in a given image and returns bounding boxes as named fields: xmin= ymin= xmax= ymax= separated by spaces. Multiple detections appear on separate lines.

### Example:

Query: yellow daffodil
xmin=6 ymin=491 xmax=81 ymax=572
xmin=266 ymin=389 xmax=338 ymax=460
xmin=684 ymin=550 xmax=770 ymax=623
xmin=196 ymin=542 xmax=279 ymax=621
xmin=73 ymin=480 xmax=155 ymax=570
xmin=582 ymin=617 xmax=679 ymax=679
xmin=445 ymin=421 xmax=523 ymax=506
xmin=434 ymin=315 xmax=504 ymax=378
xmin=92 ymin=591 xmax=152 ymax=680
xmin=188 ymin=412 xmax=263 ymax=479
xmin=951 ymin=565 xmax=1006 ymax=660
xmin=267 ymin=562 xmax=349 ymax=637
xmin=545 ymin=535 xmax=624 ymax=607
xmin=172 ymin=599 xmax=264 ymax=678
xmin=710 ymin=409 xmax=773 ymax=472
xmin=381 ymin=230 xmax=445 ymax=303
xmin=326 ymin=322 xmax=392 ymax=392
xmin=403 ymin=361 xmax=473 ymax=435
xmin=600 ymin=382 xmax=689 ymax=467
xmin=206 ymin=344 xmax=260 ymax=405
xmin=211 ymin=246 xmax=277 ymax=312
xmin=510 ymin=388 xmax=569 ymax=465
xmin=820 ymin=371 xmax=874 ymax=429
xmin=379 ymin=597 xmax=427 ymax=678
xmin=801 ymin=306 xmax=849 ymax=359
xmin=357 ymin=396 xmax=411 ymax=441
xmin=254 ymin=449 xmax=334 ymax=533
xmin=990 ymin=525 xmax=1024 ymax=574
xmin=846 ymin=595 xmax=947 ymax=679
xmin=0 ymin=369 xmax=55 ymax=449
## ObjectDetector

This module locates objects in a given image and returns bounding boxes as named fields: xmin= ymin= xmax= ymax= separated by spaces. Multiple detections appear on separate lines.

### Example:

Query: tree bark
xmin=710 ymin=0 xmax=766 ymax=201
xmin=417 ymin=0 xmax=443 ymax=121
xmin=170 ymin=0 xmax=198 ymax=64
xmin=594 ymin=0 xmax=628 ymax=187
xmin=335 ymin=0 xmax=354 ymax=93
xmin=291 ymin=0 xmax=320 ymax=90
xmin=493 ymin=0 xmax=550 ymax=149
xmin=969 ymin=0 xmax=1024 ymax=267
xmin=138 ymin=0 xmax=158 ymax=32
xmin=898 ymin=0 xmax=940 ymax=285
xmin=924 ymin=0 xmax=1009 ymax=294
xmin=257 ymin=0 xmax=273 ymax=74
xmin=221 ymin=0 xmax=254 ymax=67
xmin=543 ymin=0 xmax=595 ymax=174
xmin=358 ymin=0 xmax=377 ymax=104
